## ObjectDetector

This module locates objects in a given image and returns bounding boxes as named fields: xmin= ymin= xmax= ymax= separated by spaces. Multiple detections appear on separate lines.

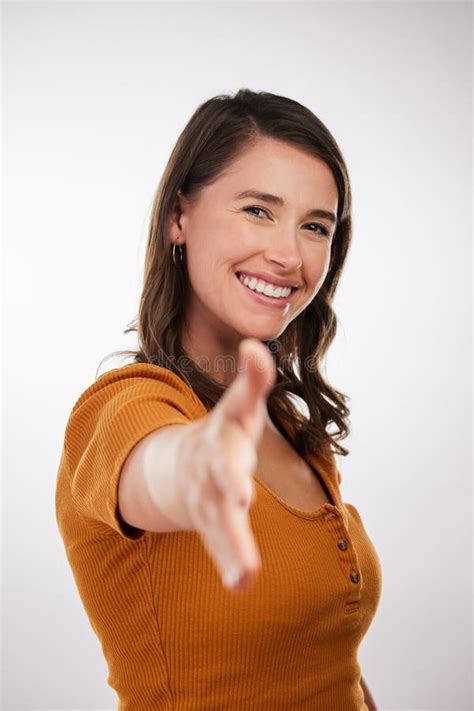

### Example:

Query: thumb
xmin=217 ymin=338 xmax=276 ymax=440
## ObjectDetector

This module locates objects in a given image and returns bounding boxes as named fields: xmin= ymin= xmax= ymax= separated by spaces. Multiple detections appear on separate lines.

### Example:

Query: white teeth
xmin=263 ymin=283 xmax=279 ymax=297
xmin=238 ymin=273 xmax=292 ymax=298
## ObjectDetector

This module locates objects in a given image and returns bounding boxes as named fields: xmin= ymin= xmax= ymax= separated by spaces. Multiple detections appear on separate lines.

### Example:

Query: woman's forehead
xmin=197 ymin=144 xmax=336 ymax=211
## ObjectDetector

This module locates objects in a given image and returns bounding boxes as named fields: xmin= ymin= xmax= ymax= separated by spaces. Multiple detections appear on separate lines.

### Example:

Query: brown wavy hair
xmin=97 ymin=88 xmax=353 ymax=459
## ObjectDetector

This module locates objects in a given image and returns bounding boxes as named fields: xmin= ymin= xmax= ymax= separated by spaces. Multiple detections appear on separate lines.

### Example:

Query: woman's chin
xmin=234 ymin=323 xmax=287 ymax=342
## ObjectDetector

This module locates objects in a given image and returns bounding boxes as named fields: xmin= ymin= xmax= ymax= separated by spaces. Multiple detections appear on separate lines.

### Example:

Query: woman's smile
xmin=234 ymin=271 xmax=300 ymax=310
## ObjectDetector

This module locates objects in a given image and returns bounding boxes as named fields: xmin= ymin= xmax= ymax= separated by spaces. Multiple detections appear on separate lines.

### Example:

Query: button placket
xmin=323 ymin=508 xmax=362 ymax=612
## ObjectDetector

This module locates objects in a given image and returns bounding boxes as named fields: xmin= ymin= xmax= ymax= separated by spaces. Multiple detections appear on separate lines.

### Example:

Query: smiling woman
xmin=55 ymin=88 xmax=381 ymax=711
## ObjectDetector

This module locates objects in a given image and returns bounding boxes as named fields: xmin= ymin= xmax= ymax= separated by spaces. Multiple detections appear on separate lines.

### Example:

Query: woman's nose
xmin=263 ymin=232 xmax=303 ymax=272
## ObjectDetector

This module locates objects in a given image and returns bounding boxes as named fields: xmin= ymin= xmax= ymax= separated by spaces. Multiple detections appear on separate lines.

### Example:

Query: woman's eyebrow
xmin=234 ymin=189 xmax=337 ymax=224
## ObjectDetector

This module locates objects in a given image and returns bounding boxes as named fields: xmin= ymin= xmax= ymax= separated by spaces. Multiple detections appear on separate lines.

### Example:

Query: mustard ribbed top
xmin=55 ymin=363 xmax=382 ymax=710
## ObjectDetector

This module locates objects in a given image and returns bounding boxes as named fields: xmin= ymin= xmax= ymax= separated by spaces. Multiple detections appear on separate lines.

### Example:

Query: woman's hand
xmin=176 ymin=337 xmax=276 ymax=592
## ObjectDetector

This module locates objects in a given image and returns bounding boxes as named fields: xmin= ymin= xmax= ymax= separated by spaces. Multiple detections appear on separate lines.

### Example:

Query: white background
xmin=2 ymin=1 xmax=472 ymax=710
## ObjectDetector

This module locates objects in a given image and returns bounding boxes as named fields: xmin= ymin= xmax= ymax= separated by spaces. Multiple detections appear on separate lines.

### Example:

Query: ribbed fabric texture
xmin=55 ymin=363 xmax=382 ymax=710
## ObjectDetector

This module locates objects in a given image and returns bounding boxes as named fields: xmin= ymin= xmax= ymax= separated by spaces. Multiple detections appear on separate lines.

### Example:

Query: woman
xmin=55 ymin=88 xmax=382 ymax=710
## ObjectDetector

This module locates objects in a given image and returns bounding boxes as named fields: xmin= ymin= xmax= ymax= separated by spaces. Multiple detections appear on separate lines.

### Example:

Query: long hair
xmin=97 ymin=88 xmax=353 ymax=458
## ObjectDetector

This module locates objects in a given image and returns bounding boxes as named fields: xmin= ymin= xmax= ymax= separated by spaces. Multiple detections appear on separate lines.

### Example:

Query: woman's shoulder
xmin=69 ymin=362 xmax=208 ymax=420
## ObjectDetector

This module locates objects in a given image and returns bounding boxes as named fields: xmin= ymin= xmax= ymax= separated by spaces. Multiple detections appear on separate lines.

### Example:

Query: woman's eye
xmin=243 ymin=206 xmax=268 ymax=219
xmin=243 ymin=206 xmax=330 ymax=237
xmin=306 ymin=223 xmax=330 ymax=237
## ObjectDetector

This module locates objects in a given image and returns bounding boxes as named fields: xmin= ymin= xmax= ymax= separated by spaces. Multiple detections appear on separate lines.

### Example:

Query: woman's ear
xmin=168 ymin=192 xmax=188 ymax=244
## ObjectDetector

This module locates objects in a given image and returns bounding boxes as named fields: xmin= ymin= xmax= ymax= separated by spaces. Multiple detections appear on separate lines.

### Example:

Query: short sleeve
xmin=61 ymin=363 xmax=207 ymax=540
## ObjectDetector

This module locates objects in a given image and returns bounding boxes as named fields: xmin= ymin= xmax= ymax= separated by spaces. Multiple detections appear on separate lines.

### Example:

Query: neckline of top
xmin=253 ymin=476 xmax=339 ymax=521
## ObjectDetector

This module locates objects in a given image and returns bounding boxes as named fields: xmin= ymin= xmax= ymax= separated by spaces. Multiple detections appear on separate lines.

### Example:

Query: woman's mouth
xmin=234 ymin=272 xmax=299 ymax=309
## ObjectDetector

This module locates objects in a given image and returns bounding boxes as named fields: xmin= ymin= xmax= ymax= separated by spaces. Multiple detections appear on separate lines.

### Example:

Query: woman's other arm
xmin=360 ymin=675 xmax=378 ymax=711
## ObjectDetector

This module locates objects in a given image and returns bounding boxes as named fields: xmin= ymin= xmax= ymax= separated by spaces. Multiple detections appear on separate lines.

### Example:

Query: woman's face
xmin=169 ymin=136 xmax=339 ymax=361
